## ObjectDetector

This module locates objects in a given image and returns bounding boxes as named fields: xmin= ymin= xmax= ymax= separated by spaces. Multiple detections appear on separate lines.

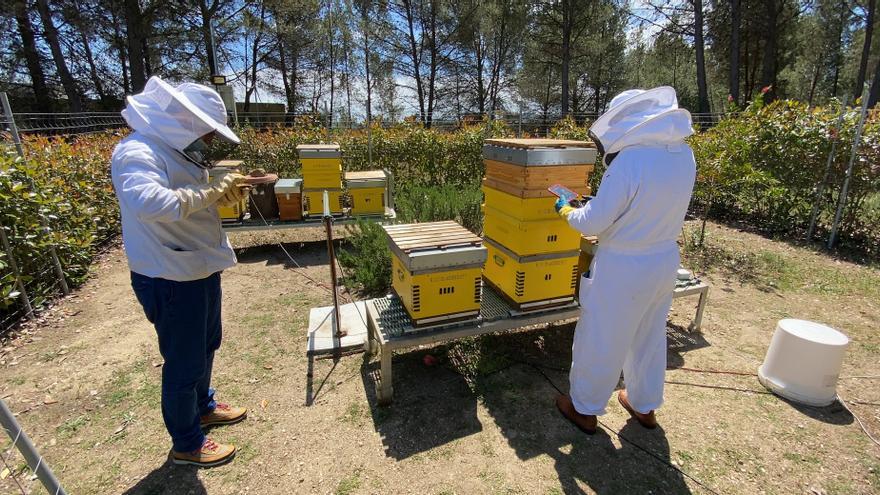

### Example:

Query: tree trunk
xmin=856 ymin=0 xmax=876 ymax=96
xmin=199 ymin=0 xmax=218 ymax=75
xmin=278 ymin=34 xmax=293 ymax=111
xmin=13 ymin=0 xmax=50 ymax=111
xmin=36 ymin=0 xmax=83 ymax=111
xmin=362 ymin=7 xmax=372 ymax=124
xmin=868 ymin=55 xmax=880 ymax=107
xmin=808 ymin=62 xmax=821 ymax=107
xmin=124 ymin=0 xmax=147 ymax=92
xmin=426 ymin=0 xmax=438 ymax=129
xmin=760 ymin=0 xmax=779 ymax=101
xmin=729 ymin=0 xmax=741 ymax=104
xmin=694 ymin=0 xmax=710 ymax=114
xmin=403 ymin=0 xmax=426 ymax=124
xmin=560 ymin=0 xmax=572 ymax=116
xmin=328 ymin=1 xmax=335 ymax=129
xmin=72 ymin=0 xmax=109 ymax=107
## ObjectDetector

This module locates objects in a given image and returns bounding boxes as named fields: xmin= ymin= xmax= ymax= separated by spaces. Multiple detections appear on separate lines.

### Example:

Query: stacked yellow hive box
xmin=209 ymin=160 xmax=247 ymax=221
xmin=345 ymin=170 xmax=387 ymax=215
xmin=384 ymin=221 xmax=487 ymax=327
xmin=297 ymin=144 xmax=344 ymax=216
xmin=481 ymin=139 xmax=597 ymax=310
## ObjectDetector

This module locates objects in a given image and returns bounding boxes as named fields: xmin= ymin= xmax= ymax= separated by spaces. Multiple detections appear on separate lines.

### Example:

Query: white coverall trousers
xmin=569 ymin=242 xmax=679 ymax=416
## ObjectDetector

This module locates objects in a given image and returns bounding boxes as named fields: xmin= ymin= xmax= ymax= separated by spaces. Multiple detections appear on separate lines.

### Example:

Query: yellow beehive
xmin=346 ymin=171 xmax=387 ymax=215
xmin=483 ymin=205 xmax=580 ymax=255
xmin=303 ymin=189 xmax=345 ymax=216
xmin=483 ymin=237 xmax=579 ymax=309
xmin=482 ymin=183 xmax=591 ymax=221
xmin=297 ymin=143 xmax=344 ymax=190
xmin=303 ymin=170 xmax=344 ymax=189
xmin=384 ymin=221 xmax=487 ymax=326
xmin=208 ymin=166 xmax=247 ymax=221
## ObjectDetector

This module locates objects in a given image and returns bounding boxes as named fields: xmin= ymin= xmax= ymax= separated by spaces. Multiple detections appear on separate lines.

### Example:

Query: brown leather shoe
xmin=617 ymin=389 xmax=658 ymax=429
xmin=200 ymin=403 xmax=247 ymax=427
xmin=555 ymin=394 xmax=598 ymax=435
xmin=171 ymin=438 xmax=236 ymax=467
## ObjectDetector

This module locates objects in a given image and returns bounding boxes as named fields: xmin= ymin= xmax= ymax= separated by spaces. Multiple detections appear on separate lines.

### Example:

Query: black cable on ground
xmin=525 ymin=362 xmax=724 ymax=495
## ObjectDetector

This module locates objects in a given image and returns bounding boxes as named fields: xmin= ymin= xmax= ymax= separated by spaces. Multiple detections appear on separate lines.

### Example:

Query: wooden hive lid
xmin=345 ymin=170 xmax=387 ymax=181
xmin=484 ymin=138 xmax=595 ymax=149
xmin=295 ymin=143 xmax=340 ymax=151
xmin=383 ymin=221 xmax=482 ymax=252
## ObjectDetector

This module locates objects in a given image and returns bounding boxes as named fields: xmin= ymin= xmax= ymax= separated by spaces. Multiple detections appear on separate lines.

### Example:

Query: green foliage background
xmin=3 ymin=104 xmax=880 ymax=327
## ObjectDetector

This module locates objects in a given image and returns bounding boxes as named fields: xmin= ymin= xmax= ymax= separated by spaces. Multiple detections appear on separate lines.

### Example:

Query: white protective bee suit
xmin=111 ymin=76 xmax=241 ymax=282
xmin=564 ymin=87 xmax=696 ymax=415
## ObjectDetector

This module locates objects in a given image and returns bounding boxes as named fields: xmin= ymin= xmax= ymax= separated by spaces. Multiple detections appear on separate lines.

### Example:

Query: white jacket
xmin=111 ymin=101 xmax=237 ymax=282
xmin=567 ymin=89 xmax=696 ymax=253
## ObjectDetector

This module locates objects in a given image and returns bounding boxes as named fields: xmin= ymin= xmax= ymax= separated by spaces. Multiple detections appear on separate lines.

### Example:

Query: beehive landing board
xmin=383 ymin=221 xmax=482 ymax=252
xmin=484 ymin=138 xmax=595 ymax=149
xmin=306 ymin=301 xmax=369 ymax=355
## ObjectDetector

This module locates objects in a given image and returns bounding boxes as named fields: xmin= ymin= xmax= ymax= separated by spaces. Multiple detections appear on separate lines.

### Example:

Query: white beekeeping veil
xmin=121 ymin=76 xmax=240 ymax=154
xmin=589 ymin=86 xmax=693 ymax=156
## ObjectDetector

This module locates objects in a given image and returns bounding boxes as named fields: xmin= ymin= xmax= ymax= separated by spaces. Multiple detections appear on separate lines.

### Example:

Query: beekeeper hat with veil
xmin=588 ymin=86 xmax=694 ymax=164
xmin=121 ymin=76 xmax=240 ymax=168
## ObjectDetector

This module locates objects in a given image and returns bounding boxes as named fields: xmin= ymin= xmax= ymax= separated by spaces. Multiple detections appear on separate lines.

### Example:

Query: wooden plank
xmin=484 ymin=138 xmax=595 ymax=149
xmin=296 ymin=143 xmax=340 ymax=150
xmin=384 ymin=224 xmax=466 ymax=239
xmin=394 ymin=232 xmax=482 ymax=246
xmin=483 ymin=178 xmax=590 ymax=199
xmin=383 ymin=221 xmax=459 ymax=232
xmin=396 ymin=235 xmax=483 ymax=250
xmin=345 ymin=170 xmax=387 ymax=180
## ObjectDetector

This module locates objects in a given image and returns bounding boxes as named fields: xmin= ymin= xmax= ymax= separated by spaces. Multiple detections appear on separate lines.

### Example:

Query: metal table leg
xmin=689 ymin=287 xmax=709 ymax=332
xmin=376 ymin=345 xmax=393 ymax=406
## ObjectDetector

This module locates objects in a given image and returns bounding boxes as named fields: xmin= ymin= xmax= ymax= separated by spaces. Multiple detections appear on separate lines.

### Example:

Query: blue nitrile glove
xmin=555 ymin=197 xmax=581 ymax=219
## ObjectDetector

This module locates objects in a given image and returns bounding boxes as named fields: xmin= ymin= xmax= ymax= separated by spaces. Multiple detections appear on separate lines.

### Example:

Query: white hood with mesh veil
xmin=589 ymin=86 xmax=693 ymax=155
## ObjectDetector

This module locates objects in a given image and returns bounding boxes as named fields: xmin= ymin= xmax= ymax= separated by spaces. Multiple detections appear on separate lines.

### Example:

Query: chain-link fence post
xmin=1 ymin=398 xmax=67 ymax=495
xmin=0 ymin=226 xmax=33 ymax=319
xmin=829 ymin=83 xmax=870 ymax=248
xmin=1 ymin=93 xmax=69 ymax=295
xmin=0 ymin=93 xmax=24 ymax=157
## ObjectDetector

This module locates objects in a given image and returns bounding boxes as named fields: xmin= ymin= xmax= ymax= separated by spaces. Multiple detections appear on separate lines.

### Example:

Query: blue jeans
xmin=131 ymin=271 xmax=222 ymax=453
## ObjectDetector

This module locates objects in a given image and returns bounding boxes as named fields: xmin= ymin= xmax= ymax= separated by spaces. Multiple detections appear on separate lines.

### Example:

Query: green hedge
xmin=4 ymin=105 xmax=879 ymax=330
xmin=690 ymin=97 xmax=880 ymax=253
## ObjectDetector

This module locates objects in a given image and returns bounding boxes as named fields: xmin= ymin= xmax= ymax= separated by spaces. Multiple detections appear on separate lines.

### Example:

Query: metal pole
xmin=322 ymin=191 xmax=344 ymax=338
xmin=829 ymin=83 xmax=870 ymax=248
xmin=0 ymin=92 xmax=24 ymax=157
xmin=0 ymin=227 xmax=33 ymax=319
xmin=807 ymin=97 xmax=848 ymax=240
xmin=0 ymin=398 xmax=67 ymax=495
xmin=2 ymin=92 xmax=69 ymax=295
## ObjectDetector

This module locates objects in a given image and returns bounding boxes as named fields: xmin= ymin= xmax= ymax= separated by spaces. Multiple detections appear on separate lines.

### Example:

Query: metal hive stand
xmin=364 ymin=284 xmax=580 ymax=406
xmin=363 ymin=279 xmax=710 ymax=406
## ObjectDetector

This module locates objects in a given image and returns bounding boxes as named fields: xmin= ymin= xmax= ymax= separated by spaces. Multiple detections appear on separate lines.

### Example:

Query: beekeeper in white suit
xmin=111 ymin=76 xmax=248 ymax=467
xmin=554 ymin=87 xmax=696 ymax=435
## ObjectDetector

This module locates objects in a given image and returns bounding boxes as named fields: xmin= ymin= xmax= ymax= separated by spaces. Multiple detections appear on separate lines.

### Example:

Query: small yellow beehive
xmin=297 ymin=144 xmax=344 ymax=190
xmin=346 ymin=170 xmax=386 ymax=215
xmin=208 ymin=166 xmax=247 ymax=221
xmin=384 ymin=221 xmax=487 ymax=326
xmin=303 ymin=189 xmax=345 ymax=216
xmin=482 ymin=237 xmax=579 ymax=310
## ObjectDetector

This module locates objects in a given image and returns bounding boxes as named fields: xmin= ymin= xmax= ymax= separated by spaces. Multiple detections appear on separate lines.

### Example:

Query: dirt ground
xmin=1 ymin=221 xmax=878 ymax=495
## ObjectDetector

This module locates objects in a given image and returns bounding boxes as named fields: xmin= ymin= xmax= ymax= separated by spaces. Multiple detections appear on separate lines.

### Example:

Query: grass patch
xmin=57 ymin=415 xmax=90 ymax=438
xmin=682 ymin=227 xmax=880 ymax=297
xmin=335 ymin=469 xmax=362 ymax=495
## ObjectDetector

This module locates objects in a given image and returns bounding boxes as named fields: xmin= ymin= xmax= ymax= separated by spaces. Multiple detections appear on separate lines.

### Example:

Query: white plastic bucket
xmin=758 ymin=319 xmax=849 ymax=406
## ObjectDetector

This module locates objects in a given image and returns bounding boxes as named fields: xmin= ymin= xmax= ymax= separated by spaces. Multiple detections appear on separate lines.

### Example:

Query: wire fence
xmin=6 ymin=110 xmax=736 ymax=138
